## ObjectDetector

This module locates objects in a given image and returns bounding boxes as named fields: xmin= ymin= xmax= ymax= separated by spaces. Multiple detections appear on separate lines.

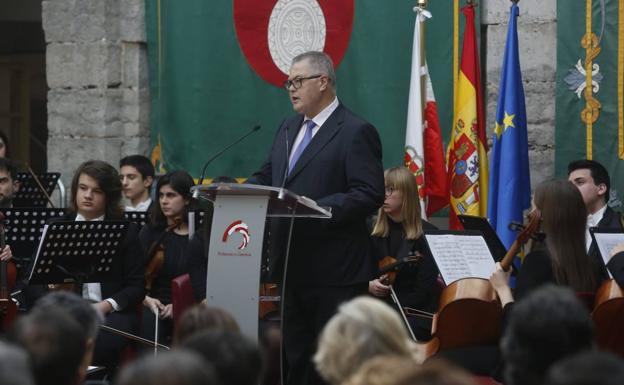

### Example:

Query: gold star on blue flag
xmin=487 ymin=3 xmax=531 ymax=251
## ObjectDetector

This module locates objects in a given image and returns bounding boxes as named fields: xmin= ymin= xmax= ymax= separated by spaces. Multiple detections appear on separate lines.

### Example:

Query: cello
xmin=0 ymin=212 xmax=18 ymax=331
xmin=424 ymin=210 xmax=542 ymax=356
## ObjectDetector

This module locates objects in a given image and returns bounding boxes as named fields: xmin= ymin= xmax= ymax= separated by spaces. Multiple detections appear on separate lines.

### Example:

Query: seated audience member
xmin=313 ymin=296 xmax=420 ymax=385
xmin=390 ymin=359 xmax=478 ymax=385
xmin=368 ymin=167 xmax=439 ymax=341
xmin=9 ymin=307 xmax=87 ymax=385
xmin=120 ymin=155 xmax=155 ymax=212
xmin=115 ymin=350 xmax=219 ymax=385
xmin=0 ymin=157 xmax=20 ymax=208
xmin=544 ymin=350 xmax=624 ymax=385
xmin=501 ymin=285 xmax=594 ymax=385
xmin=44 ymin=160 xmax=145 ymax=370
xmin=180 ymin=330 xmax=262 ymax=385
xmin=139 ymin=170 xmax=195 ymax=346
xmin=186 ymin=175 xmax=238 ymax=301
xmin=33 ymin=291 xmax=101 ymax=376
xmin=342 ymin=355 xmax=416 ymax=385
xmin=0 ymin=341 xmax=35 ymax=385
xmin=173 ymin=303 xmax=240 ymax=345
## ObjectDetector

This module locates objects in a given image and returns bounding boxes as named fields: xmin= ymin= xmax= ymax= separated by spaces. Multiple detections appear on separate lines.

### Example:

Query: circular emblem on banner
xmin=268 ymin=0 xmax=326 ymax=74
xmin=234 ymin=0 xmax=354 ymax=87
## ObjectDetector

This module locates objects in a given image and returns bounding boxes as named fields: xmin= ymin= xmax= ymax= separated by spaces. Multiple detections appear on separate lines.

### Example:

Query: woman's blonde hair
xmin=313 ymin=296 xmax=417 ymax=385
xmin=371 ymin=167 xmax=423 ymax=240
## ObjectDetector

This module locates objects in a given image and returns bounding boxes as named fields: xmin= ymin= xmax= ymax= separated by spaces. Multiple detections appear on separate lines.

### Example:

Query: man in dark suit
xmin=249 ymin=51 xmax=384 ymax=385
xmin=568 ymin=159 xmax=623 ymax=279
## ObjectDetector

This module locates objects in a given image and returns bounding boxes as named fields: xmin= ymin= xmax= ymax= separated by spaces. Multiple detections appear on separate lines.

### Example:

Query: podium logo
xmin=222 ymin=220 xmax=250 ymax=250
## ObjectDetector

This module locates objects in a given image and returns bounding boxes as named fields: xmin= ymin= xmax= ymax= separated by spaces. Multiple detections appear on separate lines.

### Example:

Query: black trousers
xmin=282 ymin=283 xmax=368 ymax=385
xmin=92 ymin=310 xmax=139 ymax=369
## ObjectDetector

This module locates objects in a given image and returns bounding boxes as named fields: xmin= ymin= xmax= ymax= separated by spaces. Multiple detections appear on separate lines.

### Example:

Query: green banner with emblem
xmin=556 ymin=0 xmax=624 ymax=207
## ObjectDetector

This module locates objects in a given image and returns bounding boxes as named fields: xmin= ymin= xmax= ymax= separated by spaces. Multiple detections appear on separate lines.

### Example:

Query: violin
xmin=592 ymin=255 xmax=624 ymax=357
xmin=145 ymin=219 xmax=182 ymax=292
xmin=0 ymin=212 xmax=18 ymax=331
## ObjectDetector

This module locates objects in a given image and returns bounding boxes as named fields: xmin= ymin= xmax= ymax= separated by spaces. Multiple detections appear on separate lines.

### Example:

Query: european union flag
xmin=487 ymin=3 xmax=531 ymax=250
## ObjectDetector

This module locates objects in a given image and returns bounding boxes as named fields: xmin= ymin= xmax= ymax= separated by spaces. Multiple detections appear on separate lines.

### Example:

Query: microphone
xmin=194 ymin=125 xmax=261 ymax=198
xmin=277 ymin=121 xmax=290 ymax=200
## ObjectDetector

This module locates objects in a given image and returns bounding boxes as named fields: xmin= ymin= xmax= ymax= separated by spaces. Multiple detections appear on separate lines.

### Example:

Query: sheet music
xmin=28 ymin=224 xmax=49 ymax=281
xmin=593 ymin=232 xmax=624 ymax=279
xmin=425 ymin=234 xmax=495 ymax=285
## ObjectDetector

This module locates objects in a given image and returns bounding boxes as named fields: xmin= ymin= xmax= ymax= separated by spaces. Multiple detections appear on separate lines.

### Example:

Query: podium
xmin=190 ymin=183 xmax=331 ymax=340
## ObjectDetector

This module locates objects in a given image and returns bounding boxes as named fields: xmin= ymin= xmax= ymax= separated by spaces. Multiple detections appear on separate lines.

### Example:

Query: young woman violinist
xmin=368 ymin=167 xmax=439 ymax=341
xmin=490 ymin=179 xmax=603 ymax=308
xmin=139 ymin=171 xmax=195 ymax=345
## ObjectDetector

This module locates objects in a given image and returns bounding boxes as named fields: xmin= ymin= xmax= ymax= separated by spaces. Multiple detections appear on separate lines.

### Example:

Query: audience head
xmin=0 ymin=341 xmax=35 ymax=385
xmin=533 ymin=179 xmax=596 ymax=292
xmin=10 ymin=307 xmax=87 ymax=385
xmin=501 ymin=285 xmax=594 ymax=385
xmin=0 ymin=131 xmax=9 ymax=158
xmin=150 ymin=170 xmax=195 ymax=227
xmin=544 ymin=350 xmax=624 ymax=385
xmin=181 ymin=330 xmax=262 ymax=385
xmin=71 ymin=160 xmax=123 ymax=220
xmin=287 ymin=51 xmax=336 ymax=117
xmin=115 ymin=349 xmax=218 ymax=385
xmin=0 ymin=158 xmax=19 ymax=208
xmin=567 ymin=159 xmax=610 ymax=212
xmin=34 ymin=291 xmax=101 ymax=373
xmin=372 ymin=166 xmax=422 ymax=240
xmin=119 ymin=154 xmax=155 ymax=205
xmin=313 ymin=296 xmax=417 ymax=385
xmin=390 ymin=359 xmax=478 ymax=385
xmin=174 ymin=304 xmax=240 ymax=345
xmin=342 ymin=355 xmax=416 ymax=385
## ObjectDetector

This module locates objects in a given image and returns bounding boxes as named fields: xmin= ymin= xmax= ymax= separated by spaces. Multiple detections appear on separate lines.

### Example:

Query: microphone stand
xmin=193 ymin=125 xmax=261 ymax=199
xmin=278 ymin=121 xmax=290 ymax=200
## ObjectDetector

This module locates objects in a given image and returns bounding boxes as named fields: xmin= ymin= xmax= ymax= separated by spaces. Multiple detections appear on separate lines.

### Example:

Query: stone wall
xmin=43 ymin=0 xmax=149 ymax=187
xmin=482 ymin=0 xmax=557 ymax=187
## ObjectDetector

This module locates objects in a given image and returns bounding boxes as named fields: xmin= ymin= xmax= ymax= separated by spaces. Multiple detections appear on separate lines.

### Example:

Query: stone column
xmin=482 ymin=0 xmax=557 ymax=186
xmin=42 ymin=0 xmax=150 ymax=188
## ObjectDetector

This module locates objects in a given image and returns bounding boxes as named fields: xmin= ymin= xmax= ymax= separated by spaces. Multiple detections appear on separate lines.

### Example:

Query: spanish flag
xmin=447 ymin=4 xmax=488 ymax=229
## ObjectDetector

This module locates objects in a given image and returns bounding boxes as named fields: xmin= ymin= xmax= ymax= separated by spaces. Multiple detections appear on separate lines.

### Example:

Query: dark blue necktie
xmin=288 ymin=120 xmax=315 ymax=174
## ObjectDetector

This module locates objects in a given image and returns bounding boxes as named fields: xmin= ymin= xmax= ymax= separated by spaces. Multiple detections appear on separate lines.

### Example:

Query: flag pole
xmin=416 ymin=0 xmax=427 ymax=115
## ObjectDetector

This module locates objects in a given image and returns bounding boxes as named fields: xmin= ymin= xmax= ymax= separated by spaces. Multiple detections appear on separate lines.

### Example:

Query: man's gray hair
xmin=292 ymin=51 xmax=336 ymax=87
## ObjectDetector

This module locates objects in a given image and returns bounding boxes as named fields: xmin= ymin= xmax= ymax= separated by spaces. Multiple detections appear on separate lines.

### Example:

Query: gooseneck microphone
xmin=277 ymin=121 xmax=290 ymax=200
xmin=193 ymin=125 xmax=261 ymax=198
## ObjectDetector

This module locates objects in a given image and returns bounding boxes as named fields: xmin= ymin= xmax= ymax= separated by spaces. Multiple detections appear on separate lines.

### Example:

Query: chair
xmin=171 ymin=273 xmax=196 ymax=329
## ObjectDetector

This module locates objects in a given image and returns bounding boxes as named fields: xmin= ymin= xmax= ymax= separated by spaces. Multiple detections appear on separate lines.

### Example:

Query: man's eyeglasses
xmin=385 ymin=187 xmax=395 ymax=196
xmin=283 ymin=74 xmax=322 ymax=90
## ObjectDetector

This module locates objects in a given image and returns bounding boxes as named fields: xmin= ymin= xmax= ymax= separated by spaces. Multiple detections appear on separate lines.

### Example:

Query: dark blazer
xmin=607 ymin=251 xmax=624 ymax=288
xmin=48 ymin=213 xmax=145 ymax=312
xmin=371 ymin=220 xmax=439 ymax=311
xmin=589 ymin=206 xmax=623 ymax=280
xmin=248 ymin=102 xmax=384 ymax=286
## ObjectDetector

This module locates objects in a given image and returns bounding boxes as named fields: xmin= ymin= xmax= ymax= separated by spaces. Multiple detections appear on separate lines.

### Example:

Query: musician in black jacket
xmin=368 ymin=167 xmax=439 ymax=341
xmin=56 ymin=160 xmax=145 ymax=369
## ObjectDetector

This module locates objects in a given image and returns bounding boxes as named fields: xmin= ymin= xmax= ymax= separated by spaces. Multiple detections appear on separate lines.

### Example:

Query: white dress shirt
xmin=125 ymin=198 xmax=151 ymax=212
xmin=586 ymin=204 xmax=607 ymax=252
xmin=289 ymin=97 xmax=339 ymax=166
xmin=75 ymin=213 xmax=121 ymax=311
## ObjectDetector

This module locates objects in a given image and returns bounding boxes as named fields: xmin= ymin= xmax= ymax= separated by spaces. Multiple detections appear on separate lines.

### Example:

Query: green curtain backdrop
xmin=556 ymin=0 xmax=624 ymax=207
xmin=145 ymin=1 xmax=478 ymax=179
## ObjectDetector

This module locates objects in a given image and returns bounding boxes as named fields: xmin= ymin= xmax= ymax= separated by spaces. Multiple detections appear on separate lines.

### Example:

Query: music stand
xmin=13 ymin=172 xmax=60 ymax=208
xmin=0 ymin=208 xmax=67 ymax=270
xmin=458 ymin=215 xmax=508 ymax=262
xmin=124 ymin=211 xmax=149 ymax=228
xmin=28 ymin=221 xmax=129 ymax=285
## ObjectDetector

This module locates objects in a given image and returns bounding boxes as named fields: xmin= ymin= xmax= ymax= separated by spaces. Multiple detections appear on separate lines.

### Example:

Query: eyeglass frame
xmin=384 ymin=186 xmax=396 ymax=197
xmin=283 ymin=74 xmax=323 ymax=90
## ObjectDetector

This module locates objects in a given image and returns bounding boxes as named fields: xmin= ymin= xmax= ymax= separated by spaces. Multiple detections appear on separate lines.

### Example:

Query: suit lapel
xmin=287 ymin=104 xmax=345 ymax=181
